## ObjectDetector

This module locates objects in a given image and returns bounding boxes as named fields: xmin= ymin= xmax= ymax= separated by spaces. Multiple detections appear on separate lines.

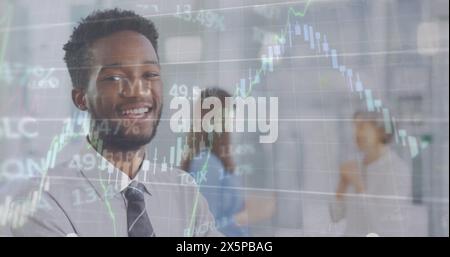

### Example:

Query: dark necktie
xmin=124 ymin=181 xmax=155 ymax=237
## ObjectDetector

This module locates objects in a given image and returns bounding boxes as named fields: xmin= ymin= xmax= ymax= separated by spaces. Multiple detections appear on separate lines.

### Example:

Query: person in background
xmin=330 ymin=110 xmax=413 ymax=236
xmin=180 ymin=88 xmax=275 ymax=236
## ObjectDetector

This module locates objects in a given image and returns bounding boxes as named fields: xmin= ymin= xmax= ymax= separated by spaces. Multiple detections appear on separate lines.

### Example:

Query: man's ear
xmin=72 ymin=88 xmax=88 ymax=111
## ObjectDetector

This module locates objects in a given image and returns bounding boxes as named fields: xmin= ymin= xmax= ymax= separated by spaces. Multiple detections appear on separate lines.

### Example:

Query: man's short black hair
xmin=63 ymin=8 xmax=159 ymax=89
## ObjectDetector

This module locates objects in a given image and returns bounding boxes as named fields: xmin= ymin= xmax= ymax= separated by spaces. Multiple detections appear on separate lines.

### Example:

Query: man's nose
xmin=121 ymin=78 xmax=152 ymax=97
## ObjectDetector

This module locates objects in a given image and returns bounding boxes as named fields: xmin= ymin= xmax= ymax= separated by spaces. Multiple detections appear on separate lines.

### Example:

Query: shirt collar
xmin=78 ymin=137 xmax=152 ymax=199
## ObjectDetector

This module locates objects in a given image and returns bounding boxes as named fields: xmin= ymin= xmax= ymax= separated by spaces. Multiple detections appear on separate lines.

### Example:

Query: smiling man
xmin=11 ymin=9 xmax=221 ymax=237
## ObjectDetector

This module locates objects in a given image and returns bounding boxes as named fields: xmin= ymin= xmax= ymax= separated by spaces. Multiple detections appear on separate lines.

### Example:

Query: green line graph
xmin=0 ymin=3 xmax=13 ymax=80
xmin=236 ymin=0 xmax=313 ymax=97
xmin=186 ymin=148 xmax=212 ymax=237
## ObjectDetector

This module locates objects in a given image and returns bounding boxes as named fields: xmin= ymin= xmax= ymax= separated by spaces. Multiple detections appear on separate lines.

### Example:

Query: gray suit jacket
xmin=10 ymin=143 xmax=222 ymax=237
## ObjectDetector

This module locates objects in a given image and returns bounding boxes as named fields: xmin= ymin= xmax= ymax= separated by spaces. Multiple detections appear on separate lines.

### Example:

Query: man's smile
xmin=117 ymin=102 xmax=154 ymax=120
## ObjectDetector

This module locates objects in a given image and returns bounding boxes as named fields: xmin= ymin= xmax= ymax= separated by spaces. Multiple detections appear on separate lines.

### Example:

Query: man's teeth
xmin=122 ymin=108 xmax=149 ymax=115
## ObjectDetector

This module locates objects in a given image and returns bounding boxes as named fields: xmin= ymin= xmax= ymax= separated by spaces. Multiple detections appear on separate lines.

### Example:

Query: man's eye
xmin=144 ymin=72 xmax=160 ymax=80
xmin=103 ymin=75 xmax=123 ymax=82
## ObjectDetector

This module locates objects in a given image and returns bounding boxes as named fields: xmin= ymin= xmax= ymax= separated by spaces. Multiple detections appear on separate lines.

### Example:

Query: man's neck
xmin=88 ymin=135 xmax=146 ymax=179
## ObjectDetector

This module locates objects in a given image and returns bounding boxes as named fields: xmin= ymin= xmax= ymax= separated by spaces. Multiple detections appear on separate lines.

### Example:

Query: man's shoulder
xmin=48 ymin=159 xmax=84 ymax=177
xmin=10 ymin=160 xmax=81 ymax=195
xmin=15 ymin=160 xmax=90 ymax=209
xmin=45 ymin=160 xmax=87 ymax=190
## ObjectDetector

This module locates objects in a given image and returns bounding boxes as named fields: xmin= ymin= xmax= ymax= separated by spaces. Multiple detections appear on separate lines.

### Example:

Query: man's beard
xmin=91 ymin=107 xmax=162 ymax=151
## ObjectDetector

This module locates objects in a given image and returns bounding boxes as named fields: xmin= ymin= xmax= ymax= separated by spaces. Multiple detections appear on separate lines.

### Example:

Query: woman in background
xmin=180 ymin=88 xmax=249 ymax=236
xmin=330 ymin=110 xmax=413 ymax=236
